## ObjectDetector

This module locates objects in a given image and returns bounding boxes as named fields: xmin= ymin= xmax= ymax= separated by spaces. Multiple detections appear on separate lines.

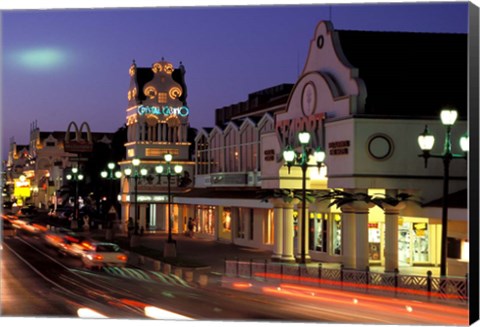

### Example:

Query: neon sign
xmin=138 ymin=105 xmax=189 ymax=117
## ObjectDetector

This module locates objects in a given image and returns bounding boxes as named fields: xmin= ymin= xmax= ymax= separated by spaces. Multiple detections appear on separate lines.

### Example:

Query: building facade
xmin=179 ymin=21 xmax=468 ymax=275
xmin=118 ymin=59 xmax=195 ymax=233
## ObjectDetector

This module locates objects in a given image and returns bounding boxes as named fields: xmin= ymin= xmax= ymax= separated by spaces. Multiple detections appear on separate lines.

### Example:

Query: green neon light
xmin=138 ymin=105 xmax=189 ymax=117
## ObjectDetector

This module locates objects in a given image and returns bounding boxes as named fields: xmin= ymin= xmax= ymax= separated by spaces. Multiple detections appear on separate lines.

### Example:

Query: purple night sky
xmin=1 ymin=1 xmax=469 ymax=160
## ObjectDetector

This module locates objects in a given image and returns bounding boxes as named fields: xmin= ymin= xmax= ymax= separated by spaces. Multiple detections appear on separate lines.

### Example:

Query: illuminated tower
xmin=125 ymin=58 xmax=190 ymax=158
xmin=119 ymin=59 xmax=193 ymax=233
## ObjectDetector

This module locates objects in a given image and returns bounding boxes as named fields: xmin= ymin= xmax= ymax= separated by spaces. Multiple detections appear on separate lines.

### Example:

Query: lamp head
xmin=155 ymin=165 xmax=164 ymax=174
xmin=78 ymin=174 xmax=84 ymax=181
xmin=140 ymin=168 xmax=148 ymax=176
xmin=164 ymin=153 xmax=173 ymax=163
xmin=107 ymin=162 xmax=115 ymax=170
xmin=418 ymin=125 xmax=435 ymax=151
xmin=115 ymin=171 xmax=122 ymax=179
xmin=313 ymin=147 xmax=326 ymax=164
xmin=100 ymin=171 xmax=108 ymax=178
xmin=440 ymin=109 xmax=458 ymax=126
xmin=124 ymin=168 xmax=132 ymax=176
xmin=132 ymin=158 xmax=140 ymax=166
xmin=298 ymin=131 xmax=311 ymax=145
xmin=72 ymin=167 xmax=78 ymax=174
xmin=174 ymin=165 xmax=183 ymax=174
xmin=283 ymin=145 xmax=296 ymax=163
xmin=460 ymin=133 xmax=469 ymax=152
xmin=66 ymin=174 xmax=72 ymax=180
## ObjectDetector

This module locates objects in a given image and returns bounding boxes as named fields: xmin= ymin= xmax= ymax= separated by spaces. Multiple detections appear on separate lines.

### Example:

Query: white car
xmin=81 ymin=242 xmax=128 ymax=269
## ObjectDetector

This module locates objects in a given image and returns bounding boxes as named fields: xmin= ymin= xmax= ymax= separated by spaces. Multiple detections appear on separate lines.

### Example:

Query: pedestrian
xmin=127 ymin=217 xmax=134 ymax=238
xmin=187 ymin=217 xmax=194 ymax=237
xmin=134 ymin=217 xmax=139 ymax=235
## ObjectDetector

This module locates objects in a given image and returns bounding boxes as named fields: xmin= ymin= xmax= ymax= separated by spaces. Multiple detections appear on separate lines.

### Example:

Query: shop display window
xmin=368 ymin=223 xmax=381 ymax=261
xmin=332 ymin=214 xmax=342 ymax=255
xmin=309 ymin=212 xmax=328 ymax=253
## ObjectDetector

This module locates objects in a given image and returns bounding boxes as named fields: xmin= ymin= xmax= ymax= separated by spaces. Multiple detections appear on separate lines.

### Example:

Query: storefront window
xmin=222 ymin=208 xmax=232 ymax=232
xmin=332 ymin=214 xmax=342 ymax=255
xmin=309 ymin=212 xmax=328 ymax=252
xmin=368 ymin=223 xmax=381 ymax=261
xmin=413 ymin=222 xmax=429 ymax=263
xmin=399 ymin=221 xmax=430 ymax=265
xmin=195 ymin=205 xmax=216 ymax=235
xmin=237 ymin=208 xmax=245 ymax=239
xmin=264 ymin=209 xmax=274 ymax=244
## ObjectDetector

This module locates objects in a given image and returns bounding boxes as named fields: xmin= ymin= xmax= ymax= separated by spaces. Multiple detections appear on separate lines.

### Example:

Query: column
xmin=282 ymin=203 xmax=295 ymax=262
xmin=139 ymin=204 xmax=147 ymax=232
xmin=355 ymin=210 xmax=369 ymax=270
xmin=177 ymin=204 xmax=185 ymax=235
xmin=341 ymin=208 xmax=356 ymax=269
xmin=270 ymin=199 xmax=284 ymax=261
xmin=383 ymin=200 xmax=406 ymax=273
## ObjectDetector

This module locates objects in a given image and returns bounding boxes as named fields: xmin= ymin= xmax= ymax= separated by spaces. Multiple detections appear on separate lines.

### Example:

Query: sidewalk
xmin=86 ymin=228 xmax=440 ymax=278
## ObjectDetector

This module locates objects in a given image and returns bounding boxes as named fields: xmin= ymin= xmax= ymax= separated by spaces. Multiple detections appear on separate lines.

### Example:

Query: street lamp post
xmin=124 ymin=159 xmax=148 ymax=235
xmin=283 ymin=131 xmax=326 ymax=264
xmin=417 ymin=108 xmax=468 ymax=277
xmin=101 ymin=162 xmax=122 ymax=226
xmin=155 ymin=153 xmax=183 ymax=256
xmin=66 ymin=167 xmax=84 ymax=222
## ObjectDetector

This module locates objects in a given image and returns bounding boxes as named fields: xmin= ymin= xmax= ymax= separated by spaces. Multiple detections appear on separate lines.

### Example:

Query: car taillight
xmin=93 ymin=254 xmax=104 ymax=261
xmin=117 ymin=255 xmax=127 ymax=261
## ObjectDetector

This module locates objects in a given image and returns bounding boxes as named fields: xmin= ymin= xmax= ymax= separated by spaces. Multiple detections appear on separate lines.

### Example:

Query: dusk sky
xmin=0 ymin=1 xmax=470 ymax=160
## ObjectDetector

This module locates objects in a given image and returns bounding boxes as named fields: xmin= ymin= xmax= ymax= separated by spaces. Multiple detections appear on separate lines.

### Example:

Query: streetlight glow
xmin=155 ymin=165 xmax=164 ymax=174
xmin=418 ymin=125 xmax=435 ymax=151
xmin=440 ymin=109 xmax=458 ymax=126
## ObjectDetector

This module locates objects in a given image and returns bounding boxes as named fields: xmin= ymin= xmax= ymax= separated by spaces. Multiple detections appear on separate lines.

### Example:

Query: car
xmin=11 ymin=219 xmax=43 ymax=234
xmin=81 ymin=242 xmax=128 ymax=269
xmin=58 ymin=234 xmax=93 ymax=258
xmin=44 ymin=228 xmax=73 ymax=249
xmin=2 ymin=216 xmax=17 ymax=237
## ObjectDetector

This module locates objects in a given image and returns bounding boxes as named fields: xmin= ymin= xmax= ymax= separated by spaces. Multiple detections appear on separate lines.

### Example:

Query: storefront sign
xmin=328 ymin=140 xmax=350 ymax=155
xmin=137 ymin=195 xmax=169 ymax=202
xmin=264 ymin=149 xmax=275 ymax=161
xmin=64 ymin=121 xmax=93 ymax=153
xmin=276 ymin=113 xmax=325 ymax=147
xmin=138 ymin=105 xmax=190 ymax=117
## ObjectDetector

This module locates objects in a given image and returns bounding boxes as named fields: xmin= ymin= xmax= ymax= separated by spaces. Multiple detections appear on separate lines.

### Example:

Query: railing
xmin=224 ymin=259 xmax=468 ymax=305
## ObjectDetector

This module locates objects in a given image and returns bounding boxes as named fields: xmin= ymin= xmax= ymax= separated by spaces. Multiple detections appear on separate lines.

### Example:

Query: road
xmin=1 ymin=222 xmax=470 ymax=324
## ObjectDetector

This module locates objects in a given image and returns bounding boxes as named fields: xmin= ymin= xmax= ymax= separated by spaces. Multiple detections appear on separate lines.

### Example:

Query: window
xmin=158 ymin=92 xmax=167 ymax=103
xmin=222 ymin=208 xmax=232 ymax=232
xmin=46 ymin=141 xmax=55 ymax=147
xmin=309 ymin=212 xmax=328 ymax=252
xmin=332 ymin=214 xmax=342 ymax=255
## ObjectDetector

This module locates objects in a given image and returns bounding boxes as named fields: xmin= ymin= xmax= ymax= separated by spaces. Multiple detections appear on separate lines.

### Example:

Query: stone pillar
xmin=270 ymin=199 xmax=284 ymax=261
xmin=282 ymin=202 xmax=296 ymax=262
xmin=342 ymin=200 xmax=373 ymax=270
xmin=355 ymin=211 xmax=369 ymax=271
xmin=341 ymin=209 xmax=356 ymax=269
xmin=295 ymin=204 xmax=311 ymax=262
xmin=384 ymin=202 xmax=406 ymax=273
xmin=177 ymin=204 xmax=185 ymax=235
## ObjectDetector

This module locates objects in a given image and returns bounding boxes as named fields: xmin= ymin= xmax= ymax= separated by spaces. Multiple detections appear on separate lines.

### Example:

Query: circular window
xmin=367 ymin=134 xmax=394 ymax=160
xmin=317 ymin=35 xmax=324 ymax=49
